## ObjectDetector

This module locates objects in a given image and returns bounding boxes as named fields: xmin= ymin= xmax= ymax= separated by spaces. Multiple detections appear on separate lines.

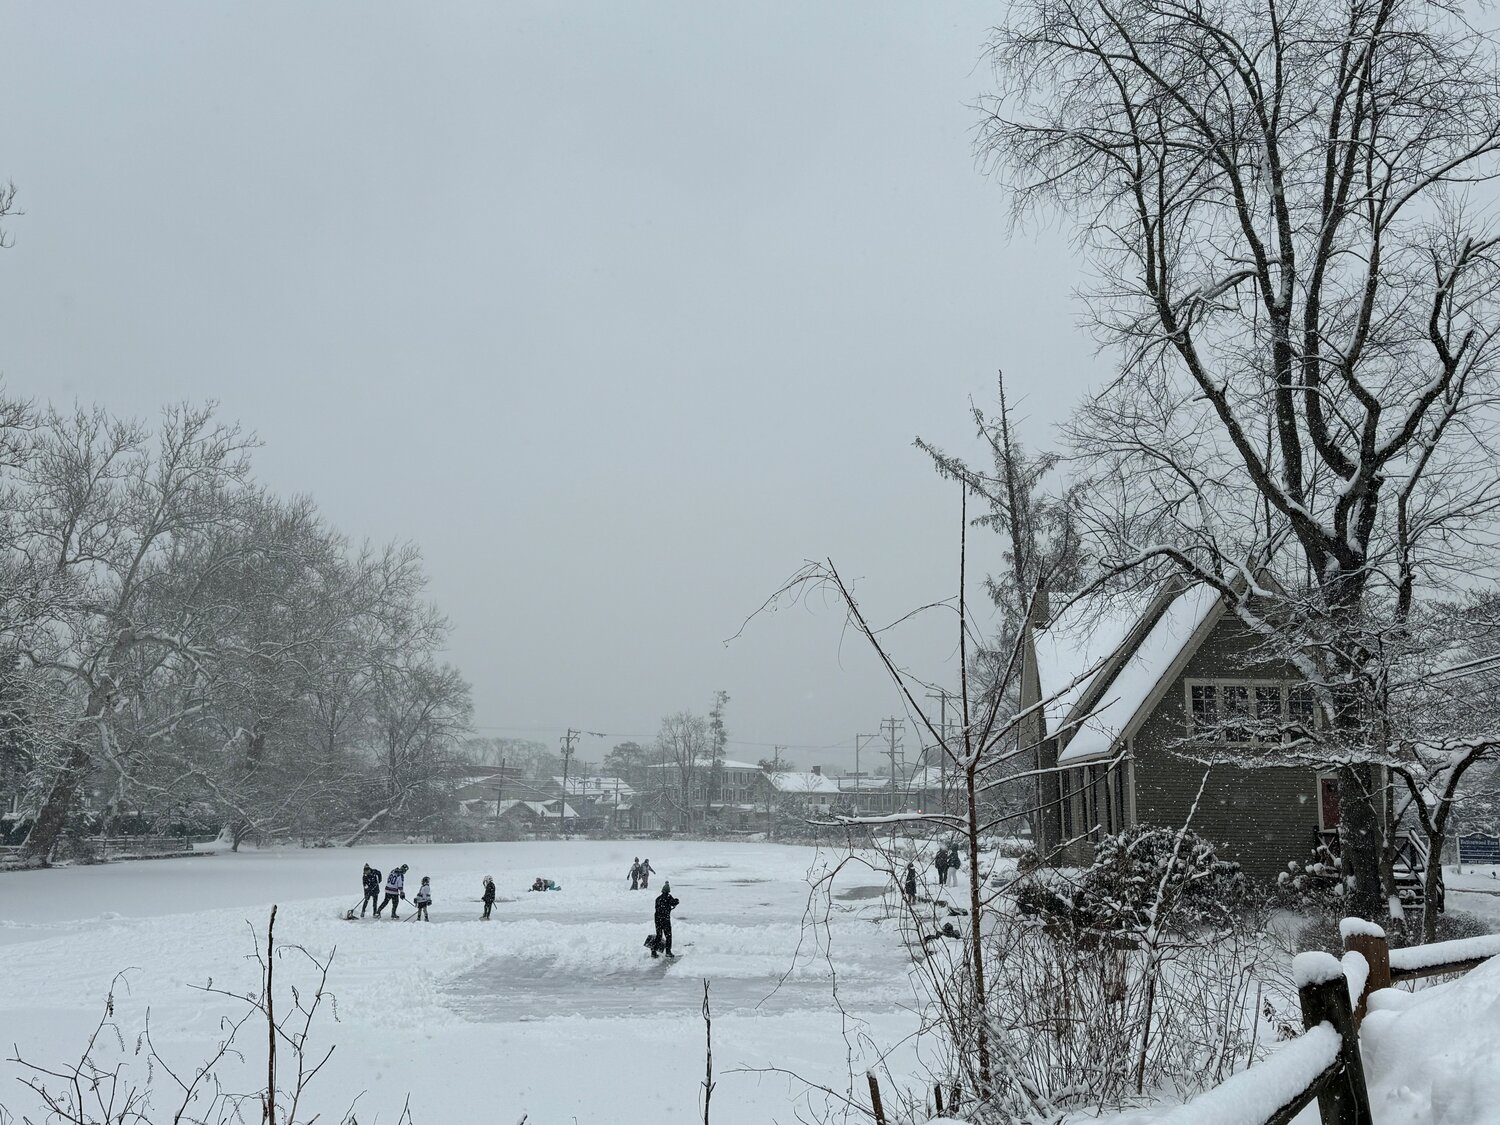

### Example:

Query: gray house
xmin=1021 ymin=580 xmax=1339 ymax=882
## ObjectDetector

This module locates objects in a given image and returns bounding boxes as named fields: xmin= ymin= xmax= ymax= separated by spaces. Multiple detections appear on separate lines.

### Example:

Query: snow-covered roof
xmin=482 ymin=798 xmax=581 ymax=819
xmin=550 ymin=776 xmax=634 ymax=798
xmin=834 ymin=776 xmax=896 ymax=791
xmin=1039 ymin=584 xmax=1222 ymax=766
xmin=645 ymin=758 xmax=762 ymax=772
xmin=769 ymin=772 xmax=839 ymax=794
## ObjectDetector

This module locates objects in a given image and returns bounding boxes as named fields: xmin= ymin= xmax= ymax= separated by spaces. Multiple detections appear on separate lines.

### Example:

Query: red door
xmin=1320 ymin=776 xmax=1341 ymax=830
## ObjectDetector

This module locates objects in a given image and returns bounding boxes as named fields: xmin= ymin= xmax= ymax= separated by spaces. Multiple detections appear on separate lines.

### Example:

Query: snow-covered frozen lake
xmin=0 ymin=840 xmax=925 ymax=1124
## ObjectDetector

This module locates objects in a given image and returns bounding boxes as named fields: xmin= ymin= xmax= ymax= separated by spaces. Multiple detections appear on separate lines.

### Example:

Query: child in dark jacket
xmin=481 ymin=876 xmax=496 ymax=920
xmin=652 ymin=883 xmax=679 ymax=958
xmin=361 ymin=865 xmax=382 ymax=916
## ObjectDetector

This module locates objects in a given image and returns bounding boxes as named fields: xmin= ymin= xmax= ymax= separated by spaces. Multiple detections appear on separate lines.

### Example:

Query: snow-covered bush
xmin=1078 ymin=824 xmax=1248 ymax=933
xmin=1013 ymin=825 xmax=1247 ymax=942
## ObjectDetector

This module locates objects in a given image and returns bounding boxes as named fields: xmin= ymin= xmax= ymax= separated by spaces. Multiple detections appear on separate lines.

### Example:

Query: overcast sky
xmin=0 ymin=3 xmax=1098 ymax=773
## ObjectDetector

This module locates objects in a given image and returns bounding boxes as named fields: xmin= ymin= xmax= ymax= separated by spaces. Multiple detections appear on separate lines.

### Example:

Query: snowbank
xmin=1361 ymin=949 xmax=1500 ymax=1123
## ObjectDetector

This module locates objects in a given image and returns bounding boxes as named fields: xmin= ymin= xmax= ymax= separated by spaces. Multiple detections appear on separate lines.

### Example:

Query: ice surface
xmin=0 ymin=840 xmax=918 ymax=1125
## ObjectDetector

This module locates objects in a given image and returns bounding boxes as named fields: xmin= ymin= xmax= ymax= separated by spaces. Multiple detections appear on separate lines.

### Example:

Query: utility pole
xmin=854 ymin=732 xmax=879 ymax=815
xmin=925 ymin=690 xmax=953 ymax=816
xmin=560 ymin=729 xmax=579 ymax=837
xmin=495 ymin=756 xmax=506 ymax=822
xmin=766 ymin=745 xmax=784 ymax=841
xmin=880 ymin=717 xmax=904 ymax=813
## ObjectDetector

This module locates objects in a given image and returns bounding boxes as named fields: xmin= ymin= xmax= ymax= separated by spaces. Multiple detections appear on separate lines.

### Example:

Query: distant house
xmin=766 ymin=768 xmax=840 ymax=814
xmin=643 ymin=759 xmax=764 ymax=829
xmin=1020 ymin=580 xmax=1384 ymax=883
xmin=449 ymin=768 xmax=527 ymax=811
xmin=539 ymin=776 xmax=634 ymax=828
xmin=824 ymin=767 xmax=951 ymax=817
xmin=458 ymin=798 xmax=579 ymax=829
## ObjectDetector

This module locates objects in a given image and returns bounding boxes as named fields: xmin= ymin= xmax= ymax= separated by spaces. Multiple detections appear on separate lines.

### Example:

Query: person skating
xmin=628 ymin=857 xmax=642 ymax=890
xmin=481 ymin=876 xmax=496 ymax=920
xmin=934 ymin=846 xmax=951 ymax=887
xmin=377 ymin=864 xmax=408 ymax=919
xmin=638 ymin=858 xmax=656 ymax=889
xmin=652 ymin=882 xmax=679 ymax=958
xmin=902 ymin=862 xmax=917 ymax=905
xmin=361 ymin=864 xmax=382 ymax=916
xmin=414 ymin=876 xmax=433 ymax=921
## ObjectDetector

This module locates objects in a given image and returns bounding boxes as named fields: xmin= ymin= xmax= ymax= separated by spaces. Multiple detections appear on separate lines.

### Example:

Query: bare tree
xmin=982 ymin=0 xmax=1500 ymax=918
xmin=656 ymin=711 xmax=709 ymax=831
xmin=16 ymin=404 xmax=256 ymax=861
xmin=918 ymin=371 xmax=1087 ymax=842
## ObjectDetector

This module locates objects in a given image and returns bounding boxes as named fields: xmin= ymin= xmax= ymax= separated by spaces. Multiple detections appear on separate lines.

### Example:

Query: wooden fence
xmin=1144 ymin=920 xmax=1500 ymax=1125
xmin=0 ymin=834 xmax=216 ymax=863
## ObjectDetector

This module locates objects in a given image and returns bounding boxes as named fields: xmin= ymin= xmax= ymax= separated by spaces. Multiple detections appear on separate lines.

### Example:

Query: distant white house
xmin=766 ymin=769 xmax=840 ymax=815
xmin=458 ymin=798 xmax=579 ymax=825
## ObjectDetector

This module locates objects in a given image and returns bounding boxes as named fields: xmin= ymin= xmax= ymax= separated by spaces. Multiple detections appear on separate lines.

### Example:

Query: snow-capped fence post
xmin=1339 ymin=919 xmax=1390 ymax=1024
xmin=1294 ymin=952 xmax=1372 ymax=1125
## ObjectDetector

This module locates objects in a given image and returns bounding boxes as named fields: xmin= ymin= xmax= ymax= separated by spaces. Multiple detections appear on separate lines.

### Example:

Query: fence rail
xmin=1137 ymin=918 xmax=1498 ymax=1125
xmin=0 ymin=834 xmax=216 ymax=863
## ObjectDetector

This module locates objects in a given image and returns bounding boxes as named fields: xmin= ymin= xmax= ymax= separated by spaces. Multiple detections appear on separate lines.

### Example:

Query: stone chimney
xmin=810 ymin=765 xmax=821 ymax=776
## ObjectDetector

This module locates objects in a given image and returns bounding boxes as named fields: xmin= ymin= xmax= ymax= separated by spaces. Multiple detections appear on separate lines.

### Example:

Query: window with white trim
xmin=1184 ymin=680 xmax=1314 ymax=744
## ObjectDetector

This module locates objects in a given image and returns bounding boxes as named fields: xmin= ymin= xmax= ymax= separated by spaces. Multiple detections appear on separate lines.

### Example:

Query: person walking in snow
xmin=377 ymin=864 xmax=407 ymax=919
xmin=481 ymin=876 xmax=496 ymax=920
xmin=945 ymin=843 xmax=962 ymax=883
xmin=413 ymin=876 xmax=433 ymax=921
xmin=652 ymin=882 xmax=679 ymax=958
xmin=361 ymin=864 xmax=382 ymax=916
xmin=934 ymin=846 xmax=951 ymax=887
xmin=902 ymin=862 xmax=917 ymax=905
xmin=638 ymin=858 xmax=656 ymax=889
xmin=628 ymin=857 xmax=642 ymax=890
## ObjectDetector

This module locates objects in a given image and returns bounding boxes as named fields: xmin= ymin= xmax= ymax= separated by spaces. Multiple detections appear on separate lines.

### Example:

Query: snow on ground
xmin=1360 ymin=951 xmax=1500 ymax=1124
xmin=0 ymin=841 xmax=927 ymax=1124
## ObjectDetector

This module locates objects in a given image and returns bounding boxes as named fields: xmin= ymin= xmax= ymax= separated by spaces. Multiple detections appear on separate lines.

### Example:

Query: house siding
xmin=1129 ymin=610 xmax=1319 ymax=882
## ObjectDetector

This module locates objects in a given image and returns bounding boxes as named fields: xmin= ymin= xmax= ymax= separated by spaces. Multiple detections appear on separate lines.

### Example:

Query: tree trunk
xmin=1340 ymin=763 xmax=1384 ymax=921
xmin=20 ymin=739 xmax=90 ymax=863
xmin=1422 ymin=807 xmax=1450 ymax=944
xmin=341 ymin=807 xmax=390 ymax=848
xmin=964 ymin=765 xmax=992 ymax=1099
